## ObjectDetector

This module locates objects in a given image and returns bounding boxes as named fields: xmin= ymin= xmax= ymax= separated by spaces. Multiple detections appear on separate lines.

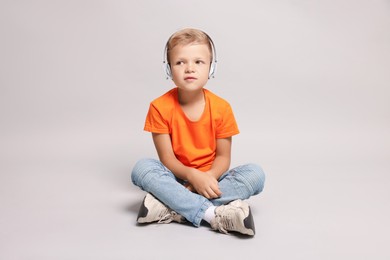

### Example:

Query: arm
xmin=152 ymin=133 xmax=222 ymax=199
xmin=206 ymin=137 xmax=232 ymax=180
xmin=187 ymin=137 xmax=232 ymax=197
xmin=152 ymin=133 xmax=195 ymax=181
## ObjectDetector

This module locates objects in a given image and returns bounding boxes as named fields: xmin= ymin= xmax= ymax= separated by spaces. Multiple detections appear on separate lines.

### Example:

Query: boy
xmin=131 ymin=28 xmax=265 ymax=236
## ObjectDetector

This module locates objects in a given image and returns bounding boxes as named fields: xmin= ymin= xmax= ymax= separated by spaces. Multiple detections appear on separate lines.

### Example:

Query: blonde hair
xmin=166 ymin=28 xmax=213 ymax=64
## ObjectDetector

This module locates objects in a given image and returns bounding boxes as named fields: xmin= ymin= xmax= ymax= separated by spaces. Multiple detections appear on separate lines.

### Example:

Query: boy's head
xmin=166 ymin=28 xmax=214 ymax=64
xmin=164 ymin=28 xmax=217 ymax=79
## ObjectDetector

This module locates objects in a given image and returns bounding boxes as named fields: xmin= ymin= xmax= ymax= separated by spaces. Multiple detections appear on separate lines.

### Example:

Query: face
xmin=169 ymin=43 xmax=211 ymax=92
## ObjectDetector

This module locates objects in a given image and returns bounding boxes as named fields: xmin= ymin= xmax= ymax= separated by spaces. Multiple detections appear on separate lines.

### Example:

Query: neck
xmin=177 ymin=88 xmax=205 ymax=106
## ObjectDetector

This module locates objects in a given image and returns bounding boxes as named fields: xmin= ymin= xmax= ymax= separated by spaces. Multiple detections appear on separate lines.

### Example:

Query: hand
xmin=185 ymin=183 xmax=195 ymax=193
xmin=187 ymin=169 xmax=222 ymax=199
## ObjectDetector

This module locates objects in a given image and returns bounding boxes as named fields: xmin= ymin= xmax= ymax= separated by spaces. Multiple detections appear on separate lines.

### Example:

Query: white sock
xmin=203 ymin=206 xmax=216 ymax=223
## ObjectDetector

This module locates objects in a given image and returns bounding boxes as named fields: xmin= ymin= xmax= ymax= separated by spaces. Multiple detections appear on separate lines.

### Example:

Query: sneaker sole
xmin=243 ymin=205 xmax=255 ymax=236
xmin=229 ymin=200 xmax=256 ymax=236
xmin=137 ymin=195 xmax=150 ymax=223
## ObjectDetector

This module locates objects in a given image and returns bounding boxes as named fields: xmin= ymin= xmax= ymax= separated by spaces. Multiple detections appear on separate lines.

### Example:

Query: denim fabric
xmin=131 ymin=158 xmax=265 ymax=227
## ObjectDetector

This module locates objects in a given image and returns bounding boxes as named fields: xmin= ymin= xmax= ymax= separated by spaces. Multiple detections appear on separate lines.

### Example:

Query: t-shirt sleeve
xmin=216 ymin=103 xmax=240 ymax=139
xmin=143 ymin=103 xmax=170 ymax=134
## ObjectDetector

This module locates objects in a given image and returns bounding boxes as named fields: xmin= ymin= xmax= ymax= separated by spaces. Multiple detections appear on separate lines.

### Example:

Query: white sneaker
xmin=210 ymin=200 xmax=255 ymax=236
xmin=137 ymin=193 xmax=186 ymax=224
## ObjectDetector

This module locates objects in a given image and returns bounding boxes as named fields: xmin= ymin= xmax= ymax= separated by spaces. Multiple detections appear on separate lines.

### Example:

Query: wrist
xmin=206 ymin=170 xmax=219 ymax=180
xmin=186 ymin=167 xmax=198 ymax=182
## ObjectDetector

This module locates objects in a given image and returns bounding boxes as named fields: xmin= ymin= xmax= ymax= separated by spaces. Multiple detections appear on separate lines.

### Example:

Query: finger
xmin=202 ymin=191 xmax=210 ymax=199
xmin=206 ymin=188 xmax=219 ymax=199
xmin=211 ymin=184 xmax=222 ymax=197
xmin=203 ymin=188 xmax=215 ymax=199
xmin=186 ymin=184 xmax=194 ymax=192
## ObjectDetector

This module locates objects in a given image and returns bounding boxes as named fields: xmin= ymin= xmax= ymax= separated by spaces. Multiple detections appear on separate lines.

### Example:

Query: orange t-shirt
xmin=144 ymin=88 xmax=239 ymax=172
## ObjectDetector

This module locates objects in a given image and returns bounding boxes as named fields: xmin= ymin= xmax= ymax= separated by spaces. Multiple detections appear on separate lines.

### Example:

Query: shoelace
xmin=213 ymin=213 xmax=235 ymax=234
xmin=158 ymin=211 xmax=181 ymax=224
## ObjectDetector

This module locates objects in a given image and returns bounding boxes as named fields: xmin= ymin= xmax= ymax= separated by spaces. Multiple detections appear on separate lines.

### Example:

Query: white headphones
xmin=163 ymin=31 xmax=217 ymax=79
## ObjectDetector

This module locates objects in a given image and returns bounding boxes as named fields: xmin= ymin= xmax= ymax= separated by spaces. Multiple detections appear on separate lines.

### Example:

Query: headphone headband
xmin=163 ymin=30 xmax=217 ymax=79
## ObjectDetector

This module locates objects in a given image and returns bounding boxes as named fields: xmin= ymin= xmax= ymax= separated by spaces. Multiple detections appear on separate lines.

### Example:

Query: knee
xmin=242 ymin=163 xmax=266 ymax=195
xmin=131 ymin=158 xmax=161 ymax=186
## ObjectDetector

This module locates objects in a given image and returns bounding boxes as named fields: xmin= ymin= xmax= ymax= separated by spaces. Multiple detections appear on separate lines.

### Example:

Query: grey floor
xmin=1 ymin=1 xmax=390 ymax=259
xmin=1 ymin=124 xmax=389 ymax=259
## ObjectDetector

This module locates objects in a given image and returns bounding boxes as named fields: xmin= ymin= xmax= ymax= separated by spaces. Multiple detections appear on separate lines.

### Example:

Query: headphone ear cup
xmin=165 ymin=63 xmax=172 ymax=79
xmin=209 ymin=62 xmax=216 ymax=78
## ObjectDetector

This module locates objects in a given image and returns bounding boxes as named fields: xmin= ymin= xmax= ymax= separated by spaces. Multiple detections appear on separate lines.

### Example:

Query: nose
xmin=185 ymin=62 xmax=195 ymax=73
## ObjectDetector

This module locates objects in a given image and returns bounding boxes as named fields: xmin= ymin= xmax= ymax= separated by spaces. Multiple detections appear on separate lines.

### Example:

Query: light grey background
xmin=1 ymin=0 xmax=389 ymax=259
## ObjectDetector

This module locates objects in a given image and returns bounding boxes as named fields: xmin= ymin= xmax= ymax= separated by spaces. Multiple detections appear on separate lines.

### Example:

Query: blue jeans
xmin=131 ymin=158 xmax=265 ymax=227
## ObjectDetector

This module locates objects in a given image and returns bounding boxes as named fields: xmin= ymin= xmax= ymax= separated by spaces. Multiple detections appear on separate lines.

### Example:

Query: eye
xmin=195 ymin=60 xmax=205 ymax=64
xmin=175 ymin=61 xmax=184 ymax=65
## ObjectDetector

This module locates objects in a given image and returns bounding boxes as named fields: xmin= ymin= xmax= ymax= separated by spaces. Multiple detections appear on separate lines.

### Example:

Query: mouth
xmin=184 ymin=77 xmax=197 ymax=81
